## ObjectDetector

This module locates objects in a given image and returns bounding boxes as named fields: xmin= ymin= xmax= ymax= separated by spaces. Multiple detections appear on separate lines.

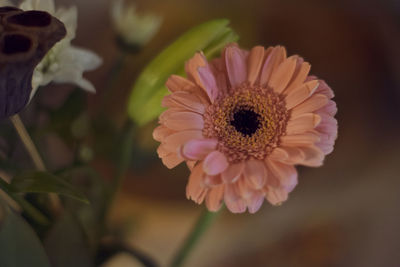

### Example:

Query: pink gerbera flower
xmin=153 ymin=44 xmax=337 ymax=213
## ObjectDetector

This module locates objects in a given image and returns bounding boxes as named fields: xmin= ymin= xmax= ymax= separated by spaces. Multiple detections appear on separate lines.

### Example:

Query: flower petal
xmin=268 ymin=56 xmax=298 ymax=94
xmin=221 ymin=161 xmax=244 ymax=183
xmin=206 ymin=184 xmax=225 ymax=212
xmin=318 ymin=100 xmax=337 ymax=116
xmin=162 ymin=153 xmax=184 ymax=169
xmin=204 ymin=174 xmax=223 ymax=187
xmin=265 ymin=186 xmax=289 ymax=206
xmin=224 ymin=45 xmax=247 ymax=88
xmin=269 ymin=148 xmax=289 ymax=161
xmin=156 ymin=144 xmax=169 ymax=157
xmin=291 ymin=94 xmax=328 ymax=118
xmin=186 ymin=163 xmax=208 ymax=204
xmin=166 ymin=75 xmax=197 ymax=93
xmin=298 ymin=145 xmax=325 ymax=167
xmin=186 ymin=160 xmax=196 ymax=171
xmin=214 ymin=71 xmax=228 ymax=95
xmin=162 ymin=91 xmax=206 ymax=114
xmin=243 ymin=159 xmax=267 ymax=189
xmin=66 ymin=46 xmax=102 ymax=71
xmin=286 ymin=113 xmax=321 ymax=135
xmin=235 ymin=178 xmax=265 ymax=213
xmin=260 ymin=46 xmax=286 ymax=85
xmin=75 ymin=79 xmax=96 ymax=93
xmin=284 ymin=61 xmax=311 ymax=95
xmin=278 ymin=146 xmax=305 ymax=164
xmin=247 ymin=193 xmax=264 ymax=214
xmin=224 ymin=182 xmax=241 ymax=201
xmin=153 ymin=125 xmax=174 ymax=142
xmin=181 ymin=139 xmax=218 ymax=160
xmin=316 ymin=113 xmax=338 ymax=136
xmin=314 ymin=114 xmax=337 ymax=155
xmin=209 ymin=58 xmax=228 ymax=94
xmin=203 ymin=151 xmax=229 ymax=176
xmin=185 ymin=52 xmax=207 ymax=86
xmin=316 ymin=135 xmax=335 ymax=155
xmin=247 ymin=46 xmax=264 ymax=85
xmin=285 ymin=80 xmax=319 ymax=110
xmin=281 ymin=132 xmax=320 ymax=146
xmin=163 ymin=130 xmax=203 ymax=152
xmin=163 ymin=111 xmax=204 ymax=131
xmin=266 ymin=159 xmax=298 ymax=192
xmin=224 ymin=184 xmax=246 ymax=213
xmin=198 ymin=65 xmax=219 ymax=102
xmin=236 ymin=177 xmax=254 ymax=199
xmin=279 ymin=145 xmax=324 ymax=167
xmin=49 ymin=46 xmax=102 ymax=92
xmin=225 ymin=198 xmax=247 ymax=213
xmin=314 ymin=78 xmax=334 ymax=99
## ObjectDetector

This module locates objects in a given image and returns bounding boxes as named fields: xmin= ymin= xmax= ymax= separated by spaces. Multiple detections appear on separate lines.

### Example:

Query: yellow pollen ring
xmin=203 ymin=85 xmax=289 ymax=163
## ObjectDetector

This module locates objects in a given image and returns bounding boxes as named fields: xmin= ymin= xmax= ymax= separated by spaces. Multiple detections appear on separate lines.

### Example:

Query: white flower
xmin=17 ymin=0 xmax=102 ymax=98
xmin=19 ymin=0 xmax=55 ymax=14
xmin=111 ymin=0 xmax=162 ymax=48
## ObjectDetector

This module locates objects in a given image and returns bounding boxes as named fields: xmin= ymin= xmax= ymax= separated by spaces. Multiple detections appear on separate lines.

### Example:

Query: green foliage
xmin=0 ymin=203 xmax=51 ymax=267
xmin=0 ymin=178 xmax=50 ymax=226
xmin=127 ymin=19 xmax=239 ymax=126
xmin=9 ymin=171 xmax=89 ymax=204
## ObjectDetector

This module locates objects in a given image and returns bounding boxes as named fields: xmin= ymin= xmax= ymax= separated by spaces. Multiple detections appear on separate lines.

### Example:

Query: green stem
xmin=112 ymin=120 xmax=137 ymax=191
xmin=96 ymin=49 xmax=133 ymax=233
xmin=0 ymin=178 xmax=49 ymax=226
xmin=9 ymin=115 xmax=45 ymax=171
xmin=100 ymin=50 xmax=128 ymax=108
xmin=170 ymin=209 xmax=221 ymax=267
xmin=10 ymin=114 xmax=62 ymax=216
xmin=101 ymin=120 xmax=136 ymax=225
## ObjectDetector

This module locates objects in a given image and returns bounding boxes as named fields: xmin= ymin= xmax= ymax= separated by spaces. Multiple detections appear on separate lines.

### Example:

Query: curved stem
xmin=10 ymin=114 xmax=62 ymax=216
xmin=170 ymin=209 xmax=221 ymax=267
xmin=10 ymin=115 xmax=45 ymax=171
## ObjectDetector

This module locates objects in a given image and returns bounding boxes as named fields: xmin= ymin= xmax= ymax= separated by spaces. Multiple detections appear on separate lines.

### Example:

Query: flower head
xmin=153 ymin=44 xmax=338 ymax=213
xmin=111 ymin=0 xmax=162 ymax=50
xmin=18 ymin=0 xmax=102 ymax=97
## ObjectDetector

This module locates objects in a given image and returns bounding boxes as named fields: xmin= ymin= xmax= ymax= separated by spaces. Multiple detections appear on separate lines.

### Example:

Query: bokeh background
xmin=3 ymin=0 xmax=400 ymax=266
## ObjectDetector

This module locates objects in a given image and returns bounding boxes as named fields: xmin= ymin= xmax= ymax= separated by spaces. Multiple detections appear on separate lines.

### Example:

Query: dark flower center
xmin=203 ymin=87 xmax=289 ymax=163
xmin=230 ymin=107 xmax=261 ymax=136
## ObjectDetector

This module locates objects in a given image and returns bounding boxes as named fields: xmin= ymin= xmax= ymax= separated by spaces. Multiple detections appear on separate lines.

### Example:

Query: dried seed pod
xmin=0 ymin=7 xmax=66 ymax=120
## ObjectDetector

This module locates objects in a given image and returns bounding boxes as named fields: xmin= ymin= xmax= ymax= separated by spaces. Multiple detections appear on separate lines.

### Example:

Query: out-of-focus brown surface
xmin=53 ymin=0 xmax=400 ymax=266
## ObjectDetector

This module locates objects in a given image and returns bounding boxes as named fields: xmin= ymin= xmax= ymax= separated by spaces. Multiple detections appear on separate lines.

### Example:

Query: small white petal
xmin=18 ymin=0 xmax=102 ymax=98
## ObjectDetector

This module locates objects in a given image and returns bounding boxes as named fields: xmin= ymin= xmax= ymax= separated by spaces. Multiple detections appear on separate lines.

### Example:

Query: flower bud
xmin=111 ymin=0 xmax=162 ymax=52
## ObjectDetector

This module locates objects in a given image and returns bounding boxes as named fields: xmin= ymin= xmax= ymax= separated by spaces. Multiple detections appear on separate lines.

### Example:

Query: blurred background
xmin=2 ymin=0 xmax=400 ymax=266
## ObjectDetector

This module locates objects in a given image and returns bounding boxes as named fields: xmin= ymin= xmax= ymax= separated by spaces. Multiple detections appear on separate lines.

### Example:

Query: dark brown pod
xmin=0 ymin=7 xmax=66 ymax=120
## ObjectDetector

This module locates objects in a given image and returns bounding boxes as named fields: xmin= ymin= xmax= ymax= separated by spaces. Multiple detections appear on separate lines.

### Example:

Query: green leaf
xmin=127 ymin=19 xmax=238 ymax=126
xmin=10 ymin=171 xmax=89 ymax=204
xmin=0 ymin=203 xmax=51 ymax=267
xmin=0 ymin=178 xmax=50 ymax=226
